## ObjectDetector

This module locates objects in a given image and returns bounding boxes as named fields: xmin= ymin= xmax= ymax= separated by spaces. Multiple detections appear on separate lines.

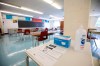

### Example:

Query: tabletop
xmin=25 ymin=40 xmax=93 ymax=66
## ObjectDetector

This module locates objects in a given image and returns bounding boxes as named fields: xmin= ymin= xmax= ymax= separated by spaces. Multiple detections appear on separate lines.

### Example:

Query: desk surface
xmin=30 ymin=30 xmax=59 ymax=36
xmin=90 ymin=30 xmax=100 ymax=34
xmin=25 ymin=41 xmax=93 ymax=66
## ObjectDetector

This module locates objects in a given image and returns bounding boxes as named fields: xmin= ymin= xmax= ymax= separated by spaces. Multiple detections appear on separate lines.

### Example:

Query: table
xmin=8 ymin=28 xmax=18 ymax=36
xmin=30 ymin=30 xmax=59 ymax=47
xmin=89 ymin=30 xmax=100 ymax=51
xmin=30 ymin=30 xmax=59 ymax=36
xmin=25 ymin=40 xmax=93 ymax=66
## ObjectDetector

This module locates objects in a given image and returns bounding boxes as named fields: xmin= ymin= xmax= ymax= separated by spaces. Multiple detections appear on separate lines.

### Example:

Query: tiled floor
xmin=0 ymin=34 xmax=40 ymax=66
xmin=91 ymin=39 xmax=100 ymax=59
xmin=0 ymin=34 xmax=100 ymax=66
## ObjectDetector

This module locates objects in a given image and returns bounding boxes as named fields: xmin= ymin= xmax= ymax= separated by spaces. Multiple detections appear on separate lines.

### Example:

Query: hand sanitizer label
xmin=81 ymin=35 xmax=86 ymax=46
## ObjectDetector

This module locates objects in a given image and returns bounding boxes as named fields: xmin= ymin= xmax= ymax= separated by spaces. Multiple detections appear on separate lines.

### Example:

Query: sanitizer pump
xmin=75 ymin=26 xmax=86 ymax=51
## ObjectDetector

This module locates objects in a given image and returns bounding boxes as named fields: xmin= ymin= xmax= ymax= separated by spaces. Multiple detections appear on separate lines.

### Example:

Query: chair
xmin=18 ymin=29 xmax=23 ymax=33
xmin=87 ymin=29 xmax=96 ymax=39
xmin=23 ymin=29 xmax=31 ymax=40
xmin=86 ymin=29 xmax=98 ymax=52
xmin=44 ymin=28 xmax=48 ymax=31
xmin=36 ymin=31 xmax=48 ymax=46
xmin=17 ymin=29 xmax=23 ymax=40
xmin=33 ymin=28 xmax=39 ymax=32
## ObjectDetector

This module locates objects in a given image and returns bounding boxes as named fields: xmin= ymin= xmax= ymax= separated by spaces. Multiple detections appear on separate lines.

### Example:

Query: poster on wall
xmin=13 ymin=19 xmax=18 ymax=23
xmin=13 ymin=16 xmax=18 ymax=23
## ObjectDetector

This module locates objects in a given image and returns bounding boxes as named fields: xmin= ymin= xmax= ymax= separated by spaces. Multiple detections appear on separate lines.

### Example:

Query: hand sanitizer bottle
xmin=75 ymin=26 xmax=86 ymax=51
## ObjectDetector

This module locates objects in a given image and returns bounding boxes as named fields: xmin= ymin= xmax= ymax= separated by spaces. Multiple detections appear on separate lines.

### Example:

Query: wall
xmin=1 ymin=14 xmax=51 ymax=33
xmin=0 ymin=12 xmax=4 ymax=34
xmin=2 ymin=14 xmax=32 ymax=33
xmin=64 ymin=0 xmax=90 ymax=39
xmin=0 ymin=12 xmax=2 ymax=28
xmin=88 ymin=16 xmax=98 ymax=28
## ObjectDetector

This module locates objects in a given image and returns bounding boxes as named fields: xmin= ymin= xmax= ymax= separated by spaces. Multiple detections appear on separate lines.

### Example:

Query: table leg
xmin=26 ymin=56 xmax=29 ymax=66
xmin=90 ymin=32 xmax=92 ymax=41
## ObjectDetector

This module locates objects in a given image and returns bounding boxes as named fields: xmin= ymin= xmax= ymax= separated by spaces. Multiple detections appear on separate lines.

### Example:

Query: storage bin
xmin=54 ymin=36 xmax=71 ymax=48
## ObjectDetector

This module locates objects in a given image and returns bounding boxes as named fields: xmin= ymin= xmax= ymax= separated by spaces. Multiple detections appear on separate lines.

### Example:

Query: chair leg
xmin=43 ymin=41 xmax=44 ymax=44
xmin=38 ymin=41 xmax=39 ymax=46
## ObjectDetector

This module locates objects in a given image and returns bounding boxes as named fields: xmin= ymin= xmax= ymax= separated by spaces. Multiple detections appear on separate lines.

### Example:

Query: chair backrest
xmin=87 ymin=29 xmax=96 ymax=39
xmin=35 ymin=28 xmax=39 ymax=31
xmin=55 ymin=28 xmax=57 ymax=30
xmin=18 ymin=29 xmax=23 ymax=33
xmin=33 ymin=28 xmax=39 ymax=32
xmin=38 ymin=31 xmax=48 ymax=41
xmin=44 ymin=28 xmax=48 ymax=32
xmin=24 ymin=29 xmax=30 ymax=35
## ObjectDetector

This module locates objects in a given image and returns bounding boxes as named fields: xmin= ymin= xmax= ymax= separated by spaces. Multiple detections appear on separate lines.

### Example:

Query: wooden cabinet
xmin=60 ymin=21 xmax=64 ymax=30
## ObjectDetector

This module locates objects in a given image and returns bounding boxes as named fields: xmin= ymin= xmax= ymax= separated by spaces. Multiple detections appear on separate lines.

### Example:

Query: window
xmin=95 ymin=17 xmax=100 ymax=27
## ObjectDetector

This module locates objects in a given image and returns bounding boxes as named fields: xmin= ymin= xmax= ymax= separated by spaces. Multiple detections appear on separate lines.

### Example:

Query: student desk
xmin=89 ymin=30 xmax=100 ymax=51
xmin=30 ymin=30 xmax=59 ymax=36
xmin=25 ymin=40 xmax=93 ymax=66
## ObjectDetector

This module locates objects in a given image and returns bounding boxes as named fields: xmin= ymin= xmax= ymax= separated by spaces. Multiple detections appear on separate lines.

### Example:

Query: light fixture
xmin=0 ymin=2 xmax=20 ymax=9
xmin=43 ymin=0 xmax=53 ymax=4
xmin=51 ymin=3 xmax=61 ymax=9
xmin=43 ymin=0 xmax=62 ymax=9
xmin=0 ymin=10 xmax=33 ymax=17
xmin=49 ymin=15 xmax=62 ymax=19
xmin=21 ymin=7 xmax=43 ymax=14
xmin=0 ymin=2 xmax=43 ymax=14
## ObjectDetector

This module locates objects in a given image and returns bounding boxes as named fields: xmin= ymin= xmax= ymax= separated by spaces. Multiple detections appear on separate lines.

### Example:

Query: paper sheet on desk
xmin=53 ymin=46 xmax=66 ymax=54
xmin=35 ymin=51 xmax=57 ymax=66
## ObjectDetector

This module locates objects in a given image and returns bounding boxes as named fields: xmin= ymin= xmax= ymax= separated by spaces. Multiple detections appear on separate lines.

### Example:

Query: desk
xmin=89 ymin=30 xmax=100 ymax=51
xmin=25 ymin=40 xmax=93 ymax=66
xmin=30 ymin=30 xmax=59 ymax=36
xmin=30 ymin=31 xmax=58 ymax=47
xmin=89 ymin=30 xmax=100 ymax=35
xmin=30 ymin=30 xmax=59 ymax=46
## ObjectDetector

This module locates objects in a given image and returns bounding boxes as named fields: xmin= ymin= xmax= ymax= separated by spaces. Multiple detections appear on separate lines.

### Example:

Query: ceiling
xmin=0 ymin=0 xmax=64 ymax=19
xmin=90 ymin=0 xmax=100 ymax=16
xmin=0 ymin=0 xmax=100 ymax=18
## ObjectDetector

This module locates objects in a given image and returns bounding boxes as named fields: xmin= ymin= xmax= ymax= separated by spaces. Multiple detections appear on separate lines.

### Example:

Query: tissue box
xmin=54 ymin=36 xmax=71 ymax=48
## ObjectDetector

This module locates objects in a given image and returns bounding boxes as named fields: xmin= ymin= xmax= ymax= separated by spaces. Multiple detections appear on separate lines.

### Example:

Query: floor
xmin=90 ymin=34 xmax=100 ymax=59
xmin=0 ymin=34 xmax=39 ymax=66
xmin=0 ymin=34 xmax=100 ymax=66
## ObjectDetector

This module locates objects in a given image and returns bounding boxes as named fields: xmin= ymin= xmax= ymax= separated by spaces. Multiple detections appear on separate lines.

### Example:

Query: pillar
xmin=64 ymin=0 xmax=91 ymax=39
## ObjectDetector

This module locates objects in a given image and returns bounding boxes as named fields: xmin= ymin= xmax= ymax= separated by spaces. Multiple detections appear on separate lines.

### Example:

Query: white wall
xmin=0 ymin=12 xmax=4 ymax=33
xmin=2 ymin=14 xmax=28 ymax=33
xmin=88 ymin=16 xmax=98 ymax=28
xmin=49 ymin=20 xmax=60 ymax=29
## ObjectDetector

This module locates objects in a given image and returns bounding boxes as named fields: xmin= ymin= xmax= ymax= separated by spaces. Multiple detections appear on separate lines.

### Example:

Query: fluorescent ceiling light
xmin=0 ymin=2 xmax=43 ymax=14
xmin=51 ymin=3 xmax=61 ymax=9
xmin=43 ymin=0 xmax=53 ymax=4
xmin=49 ymin=15 xmax=62 ymax=19
xmin=0 ymin=2 xmax=20 ymax=9
xmin=43 ymin=0 xmax=62 ymax=9
xmin=0 ymin=10 xmax=33 ymax=17
xmin=21 ymin=7 xmax=43 ymax=14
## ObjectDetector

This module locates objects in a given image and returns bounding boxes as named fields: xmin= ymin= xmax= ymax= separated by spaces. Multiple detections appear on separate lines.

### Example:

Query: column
xmin=64 ymin=0 xmax=91 ymax=39
xmin=0 ymin=12 xmax=4 ymax=34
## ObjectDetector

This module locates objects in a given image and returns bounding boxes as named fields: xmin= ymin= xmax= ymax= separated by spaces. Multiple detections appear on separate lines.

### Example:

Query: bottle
xmin=75 ymin=26 xmax=86 ymax=51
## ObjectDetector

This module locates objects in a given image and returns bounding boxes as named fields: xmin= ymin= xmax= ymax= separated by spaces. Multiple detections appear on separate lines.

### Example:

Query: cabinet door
xmin=60 ymin=21 xmax=64 ymax=30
